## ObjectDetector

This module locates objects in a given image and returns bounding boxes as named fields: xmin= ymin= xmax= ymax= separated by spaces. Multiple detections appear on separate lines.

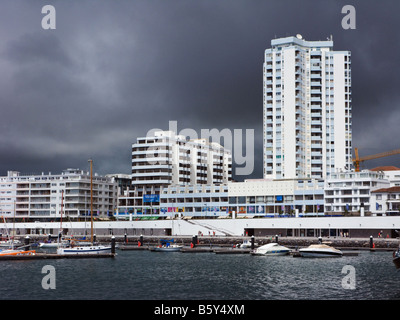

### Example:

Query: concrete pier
xmin=214 ymin=248 xmax=251 ymax=254
xmin=119 ymin=245 xmax=149 ymax=250
xmin=181 ymin=247 xmax=214 ymax=253
xmin=105 ymin=234 xmax=399 ymax=249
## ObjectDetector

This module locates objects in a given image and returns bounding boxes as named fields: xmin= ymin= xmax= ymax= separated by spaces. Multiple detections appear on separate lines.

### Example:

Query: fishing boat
xmin=393 ymin=247 xmax=400 ymax=269
xmin=57 ymin=159 xmax=112 ymax=255
xmin=151 ymin=239 xmax=183 ymax=252
xmin=251 ymin=242 xmax=290 ymax=256
xmin=299 ymin=244 xmax=343 ymax=258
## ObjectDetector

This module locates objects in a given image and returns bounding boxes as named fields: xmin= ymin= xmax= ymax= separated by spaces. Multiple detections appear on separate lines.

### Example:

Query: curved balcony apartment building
xmin=122 ymin=131 xmax=232 ymax=214
xmin=263 ymin=35 xmax=352 ymax=180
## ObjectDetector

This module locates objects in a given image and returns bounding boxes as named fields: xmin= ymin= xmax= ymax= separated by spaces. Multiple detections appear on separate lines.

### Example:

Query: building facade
xmin=228 ymin=178 xmax=325 ymax=218
xmin=263 ymin=35 xmax=352 ymax=180
xmin=372 ymin=187 xmax=400 ymax=216
xmin=116 ymin=178 xmax=325 ymax=221
xmin=324 ymin=170 xmax=389 ymax=215
xmin=117 ymin=130 xmax=232 ymax=217
xmin=0 ymin=169 xmax=118 ymax=222
xmin=370 ymin=166 xmax=400 ymax=216
xmin=132 ymin=130 xmax=232 ymax=188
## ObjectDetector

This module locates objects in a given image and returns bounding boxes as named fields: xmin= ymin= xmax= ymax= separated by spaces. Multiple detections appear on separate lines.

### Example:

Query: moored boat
xmin=39 ymin=241 xmax=61 ymax=248
xmin=0 ymin=249 xmax=36 ymax=256
xmin=0 ymin=215 xmax=35 ymax=256
xmin=151 ymin=244 xmax=183 ymax=252
xmin=57 ymin=245 xmax=112 ymax=255
xmin=393 ymin=247 xmax=400 ymax=269
xmin=56 ymin=160 xmax=112 ymax=256
xmin=151 ymin=239 xmax=183 ymax=252
xmin=0 ymin=239 xmax=22 ymax=248
xmin=237 ymin=240 xmax=258 ymax=249
xmin=251 ymin=242 xmax=290 ymax=256
xmin=299 ymin=244 xmax=342 ymax=258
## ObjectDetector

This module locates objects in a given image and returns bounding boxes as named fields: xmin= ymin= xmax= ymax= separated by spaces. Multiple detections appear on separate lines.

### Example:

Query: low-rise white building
xmin=371 ymin=186 xmax=400 ymax=216
xmin=324 ymin=170 xmax=389 ymax=215
xmin=228 ymin=178 xmax=324 ymax=217
xmin=116 ymin=178 xmax=324 ymax=220
xmin=0 ymin=169 xmax=118 ymax=222
xmin=160 ymin=184 xmax=229 ymax=218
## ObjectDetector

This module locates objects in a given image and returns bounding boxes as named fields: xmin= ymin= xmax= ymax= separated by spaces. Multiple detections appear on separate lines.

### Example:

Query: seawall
xmin=25 ymin=234 xmax=399 ymax=249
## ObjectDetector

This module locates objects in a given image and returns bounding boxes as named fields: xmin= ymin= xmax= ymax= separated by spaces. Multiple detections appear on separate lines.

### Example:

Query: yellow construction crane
xmin=353 ymin=147 xmax=400 ymax=172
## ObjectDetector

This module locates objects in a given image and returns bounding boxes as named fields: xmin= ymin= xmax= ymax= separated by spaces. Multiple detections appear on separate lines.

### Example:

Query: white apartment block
xmin=372 ymin=187 xmax=400 ymax=216
xmin=324 ymin=170 xmax=389 ymax=215
xmin=131 ymin=131 xmax=232 ymax=188
xmin=117 ymin=131 xmax=232 ymax=216
xmin=370 ymin=166 xmax=400 ymax=216
xmin=0 ymin=169 xmax=118 ymax=221
xmin=263 ymin=35 xmax=352 ymax=180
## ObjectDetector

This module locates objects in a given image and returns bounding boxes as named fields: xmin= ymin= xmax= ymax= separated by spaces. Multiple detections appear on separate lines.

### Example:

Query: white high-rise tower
xmin=263 ymin=35 xmax=352 ymax=180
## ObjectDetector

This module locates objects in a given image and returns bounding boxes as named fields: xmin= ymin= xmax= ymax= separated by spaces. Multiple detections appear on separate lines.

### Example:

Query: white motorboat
xmin=151 ymin=244 xmax=183 ymax=252
xmin=151 ymin=239 xmax=183 ymax=252
xmin=299 ymin=244 xmax=343 ymax=258
xmin=39 ymin=241 xmax=62 ymax=248
xmin=238 ymin=240 xmax=258 ymax=249
xmin=0 ymin=239 xmax=22 ymax=248
xmin=251 ymin=243 xmax=290 ymax=256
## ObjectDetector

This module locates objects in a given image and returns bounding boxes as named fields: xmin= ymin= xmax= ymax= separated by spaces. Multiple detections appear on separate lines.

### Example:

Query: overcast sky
xmin=1 ymin=0 xmax=400 ymax=180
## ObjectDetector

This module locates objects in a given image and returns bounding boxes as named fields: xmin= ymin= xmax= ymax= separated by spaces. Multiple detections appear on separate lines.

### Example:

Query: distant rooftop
xmin=271 ymin=34 xmax=333 ymax=49
xmin=372 ymin=186 xmax=400 ymax=193
xmin=370 ymin=166 xmax=400 ymax=171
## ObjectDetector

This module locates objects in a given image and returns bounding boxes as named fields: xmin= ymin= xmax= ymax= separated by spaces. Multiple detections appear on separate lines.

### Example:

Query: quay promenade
xmin=23 ymin=234 xmax=400 ymax=250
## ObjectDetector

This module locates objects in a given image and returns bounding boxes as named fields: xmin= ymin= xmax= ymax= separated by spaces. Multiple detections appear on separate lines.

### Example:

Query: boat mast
xmin=89 ymin=159 xmax=94 ymax=245
xmin=58 ymin=190 xmax=64 ymax=248
xmin=2 ymin=216 xmax=10 ymax=245
xmin=12 ymin=200 xmax=15 ymax=250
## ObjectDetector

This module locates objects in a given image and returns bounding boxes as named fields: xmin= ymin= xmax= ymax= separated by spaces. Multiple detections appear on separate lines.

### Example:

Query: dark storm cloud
xmin=1 ymin=0 xmax=400 ymax=178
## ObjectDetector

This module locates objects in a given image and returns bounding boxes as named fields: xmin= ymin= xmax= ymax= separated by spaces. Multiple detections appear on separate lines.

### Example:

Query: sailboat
xmin=0 ymin=207 xmax=36 ymax=256
xmin=57 ymin=159 xmax=112 ymax=255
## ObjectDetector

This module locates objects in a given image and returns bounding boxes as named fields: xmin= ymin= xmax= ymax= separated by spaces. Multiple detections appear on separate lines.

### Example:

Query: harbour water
xmin=0 ymin=249 xmax=399 ymax=300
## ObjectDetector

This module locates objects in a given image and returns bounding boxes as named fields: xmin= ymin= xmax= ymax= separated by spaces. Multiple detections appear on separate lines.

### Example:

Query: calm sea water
xmin=0 ymin=249 xmax=399 ymax=300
